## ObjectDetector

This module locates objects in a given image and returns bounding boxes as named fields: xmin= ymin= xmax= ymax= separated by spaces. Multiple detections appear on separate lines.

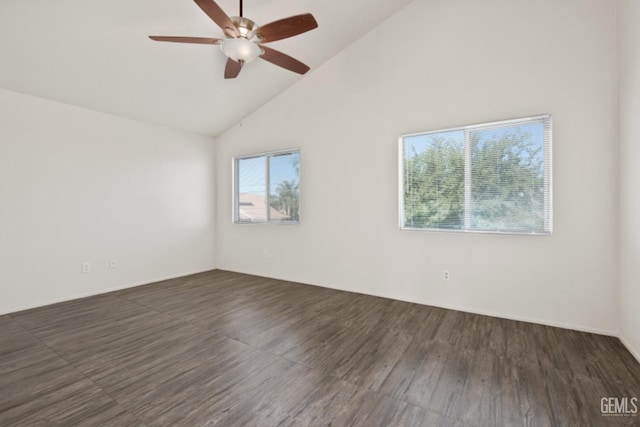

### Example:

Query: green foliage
xmin=403 ymin=129 xmax=545 ymax=232
xmin=404 ymin=136 xmax=465 ymax=229
xmin=270 ymin=180 xmax=299 ymax=221
xmin=470 ymin=129 xmax=544 ymax=231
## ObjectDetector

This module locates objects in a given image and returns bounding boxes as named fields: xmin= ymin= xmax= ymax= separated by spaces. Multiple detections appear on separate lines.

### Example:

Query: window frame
xmin=398 ymin=115 xmax=552 ymax=235
xmin=233 ymin=148 xmax=301 ymax=225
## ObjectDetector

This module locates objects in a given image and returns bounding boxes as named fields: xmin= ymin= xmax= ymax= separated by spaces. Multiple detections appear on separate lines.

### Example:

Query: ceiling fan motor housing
xmin=230 ymin=16 xmax=259 ymax=40
xmin=220 ymin=17 xmax=263 ymax=63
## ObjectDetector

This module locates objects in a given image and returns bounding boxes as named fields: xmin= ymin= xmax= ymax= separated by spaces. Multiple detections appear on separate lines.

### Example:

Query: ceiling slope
xmin=0 ymin=0 xmax=412 ymax=137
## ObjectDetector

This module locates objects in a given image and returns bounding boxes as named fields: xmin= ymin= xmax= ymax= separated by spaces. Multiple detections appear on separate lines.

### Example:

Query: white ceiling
xmin=0 ymin=0 xmax=412 ymax=137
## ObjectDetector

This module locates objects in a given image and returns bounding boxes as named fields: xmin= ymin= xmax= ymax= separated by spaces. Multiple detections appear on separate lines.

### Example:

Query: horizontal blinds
xmin=401 ymin=114 xmax=552 ymax=235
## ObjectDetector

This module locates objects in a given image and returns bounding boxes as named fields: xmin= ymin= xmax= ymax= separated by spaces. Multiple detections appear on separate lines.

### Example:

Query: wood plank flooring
xmin=1 ymin=270 xmax=638 ymax=426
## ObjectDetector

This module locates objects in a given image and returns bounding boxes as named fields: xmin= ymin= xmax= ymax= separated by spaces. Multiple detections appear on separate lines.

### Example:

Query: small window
xmin=400 ymin=115 xmax=552 ymax=235
xmin=234 ymin=149 xmax=300 ymax=223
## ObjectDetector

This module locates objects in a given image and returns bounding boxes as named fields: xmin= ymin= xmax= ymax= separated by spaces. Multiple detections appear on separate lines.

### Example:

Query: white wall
xmin=216 ymin=0 xmax=619 ymax=334
xmin=618 ymin=0 xmax=640 ymax=360
xmin=0 ymin=88 xmax=216 ymax=314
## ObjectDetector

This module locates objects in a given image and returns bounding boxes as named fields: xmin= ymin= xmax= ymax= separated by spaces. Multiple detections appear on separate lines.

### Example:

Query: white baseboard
xmin=1 ymin=268 xmax=215 ymax=315
xmin=620 ymin=335 xmax=640 ymax=364
xmin=4 ymin=267 xmax=627 ymax=346
xmin=217 ymin=267 xmax=618 ymax=337
xmin=413 ymin=301 xmax=618 ymax=337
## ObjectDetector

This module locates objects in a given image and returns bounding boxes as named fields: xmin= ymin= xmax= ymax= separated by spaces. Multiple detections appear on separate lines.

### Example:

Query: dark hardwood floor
xmin=1 ymin=270 xmax=638 ymax=426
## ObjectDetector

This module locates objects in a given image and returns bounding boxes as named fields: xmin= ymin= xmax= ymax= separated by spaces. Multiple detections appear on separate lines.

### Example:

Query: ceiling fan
xmin=149 ymin=0 xmax=318 ymax=79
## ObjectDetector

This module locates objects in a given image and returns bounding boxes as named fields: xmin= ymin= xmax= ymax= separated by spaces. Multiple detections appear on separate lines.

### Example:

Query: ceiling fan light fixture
xmin=150 ymin=0 xmax=317 ymax=78
xmin=220 ymin=38 xmax=262 ymax=63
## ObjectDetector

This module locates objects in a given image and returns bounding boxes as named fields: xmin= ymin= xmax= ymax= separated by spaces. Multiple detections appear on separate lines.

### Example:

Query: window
xmin=400 ymin=115 xmax=552 ymax=235
xmin=234 ymin=149 xmax=300 ymax=223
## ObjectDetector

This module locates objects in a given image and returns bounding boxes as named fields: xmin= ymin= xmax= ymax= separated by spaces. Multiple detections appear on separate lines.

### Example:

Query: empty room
xmin=1 ymin=0 xmax=639 ymax=425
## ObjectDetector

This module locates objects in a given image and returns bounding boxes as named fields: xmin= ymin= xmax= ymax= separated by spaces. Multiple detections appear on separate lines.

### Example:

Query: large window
xmin=234 ymin=149 xmax=300 ymax=223
xmin=400 ymin=115 xmax=552 ymax=235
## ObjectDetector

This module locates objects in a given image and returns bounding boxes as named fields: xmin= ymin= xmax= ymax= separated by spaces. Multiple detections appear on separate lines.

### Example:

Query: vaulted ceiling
xmin=0 ymin=0 xmax=413 ymax=137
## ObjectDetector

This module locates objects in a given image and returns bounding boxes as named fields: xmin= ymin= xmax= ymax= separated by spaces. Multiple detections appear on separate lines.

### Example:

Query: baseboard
xmin=1 ymin=267 xmax=216 ymax=315
xmin=413 ymin=301 xmax=618 ymax=337
xmin=5 ymin=266 xmax=621 ymax=340
xmin=619 ymin=335 xmax=640 ymax=364
xmin=217 ymin=267 xmax=618 ymax=337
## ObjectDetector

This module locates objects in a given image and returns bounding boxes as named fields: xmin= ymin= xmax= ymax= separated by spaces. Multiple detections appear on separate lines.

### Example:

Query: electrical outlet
xmin=109 ymin=259 xmax=117 ymax=269
xmin=82 ymin=262 xmax=91 ymax=273
xmin=262 ymin=249 xmax=269 ymax=258
xmin=443 ymin=270 xmax=450 ymax=281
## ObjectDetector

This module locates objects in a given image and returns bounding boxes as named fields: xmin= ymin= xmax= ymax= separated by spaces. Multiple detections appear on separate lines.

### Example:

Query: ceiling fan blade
xmin=260 ymin=46 xmax=310 ymax=75
xmin=224 ymin=58 xmax=243 ymax=79
xmin=149 ymin=36 xmax=222 ymax=45
xmin=256 ymin=13 xmax=318 ymax=43
xmin=193 ymin=0 xmax=239 ymax=37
